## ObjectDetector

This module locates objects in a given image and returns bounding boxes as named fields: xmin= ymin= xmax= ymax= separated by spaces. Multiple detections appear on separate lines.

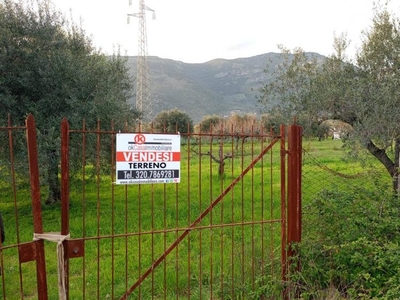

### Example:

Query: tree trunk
xmin=218 ymin=161 xmax=225 ymax=176
xmin=218 ymin=142 xmax=224 ymax=176
xmin=395 ymin=138 xmax=400 ymax=194
xmin=365 ymin=139 xmax=398 ymax=192
xmin=235 ymin=135 xmax=239 ymax=151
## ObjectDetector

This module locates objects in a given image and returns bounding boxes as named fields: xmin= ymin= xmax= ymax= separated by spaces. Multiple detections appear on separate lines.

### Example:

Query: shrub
xmin=292 ymin=185 xmax=400 ymax=298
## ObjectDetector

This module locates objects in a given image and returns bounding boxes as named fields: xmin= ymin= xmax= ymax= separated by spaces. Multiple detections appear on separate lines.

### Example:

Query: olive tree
xmin=259 ymin=6 xmax=400 ymax=192
xmin=196 ymin=115 xmax=224 ymax=133
xmin=152 ymin=109 xmax=193 ymax=133
xmin=0 ymin=0 xmax=137 ymax=203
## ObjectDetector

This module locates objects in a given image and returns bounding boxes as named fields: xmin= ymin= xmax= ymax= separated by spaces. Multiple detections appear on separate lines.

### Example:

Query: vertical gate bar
xmin=124 ymin=184 xmax=128 ymax=294
xmin=209 ymin=128 xmax=213 ymax=300
xmin=138 ymin=185 xmax=142 ymax=299
xmin=240 ymin=126 xmax=245 ymax=294
xmin=6 ymin=115 xmax=21 ymax=297
xmin=61 ymin=118 xmax=70 ymax=234
xmin=260 ymin=126 xmax=265 ymax=287
xmin=151 ymin=162 xmax=155 ymax=299
xmin=230 ymin=123 xmax=234 ymax=299
xmin=251 ymin=124 xmax=255 ymax=291
xmin=81 ymin=119 xmax=87 ymax=299
xmin=8 ymin=115 xmax=20 ymax=243
xmin=174 ymin=123 xmax=179 ymax=300
xmin=280 ymin=125 xmax=287 ymax=295
xmin=150 ymin=116 xmax=155 ymax=300
xmin=151 ymin=170 xmax=155 ymax=298
xmin=175 ymin=151 xmax=179 ymax=300
xmin=186 ymin=124 xmax=191 ymax=300
xmin=61 ymin=118 xmax=70 ymax=299
xmin=198 ymin=126 xmax=203 ymax=299
xmin=110 ymin=120 xmax=115 ymax=300
xmin=26 ymin=114 xmax=48 ymax=300
xmin=163 ymin=180 xmax=167 ymax=298
xmin=138 ymin=122 xmax=143 ymax=299
xmin=219 ymin=124 xmax=224 ymax=300
xmin=269 ymin=127 xmax=274 ymax=279
xmin=95 ymin=119 xmax=101 ymax=299
xmin=124 ymin=119 xmax=129 ymax=298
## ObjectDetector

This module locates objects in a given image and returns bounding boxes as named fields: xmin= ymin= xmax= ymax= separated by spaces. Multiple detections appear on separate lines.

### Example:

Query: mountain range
xmin=126 ymin=52 xmax=322 ymax=123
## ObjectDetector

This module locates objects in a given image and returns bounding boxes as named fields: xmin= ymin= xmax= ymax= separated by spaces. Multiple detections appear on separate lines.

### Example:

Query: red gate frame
xmin=58 ymin=120 xmax=302 ymax=299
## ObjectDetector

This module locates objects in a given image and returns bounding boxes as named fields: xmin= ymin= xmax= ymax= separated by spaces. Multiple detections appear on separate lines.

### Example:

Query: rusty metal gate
xmin=0 ymin=115 xmax=48 ymax=299
xmin=0 ymin=115 xmax=301 ymax=299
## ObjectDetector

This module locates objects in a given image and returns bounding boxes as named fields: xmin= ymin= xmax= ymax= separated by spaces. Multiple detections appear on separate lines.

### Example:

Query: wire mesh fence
xmin=297 ymin=139 xmax=398 ymax=297
xmin=302 ymin=143 xmax=389 ymax=200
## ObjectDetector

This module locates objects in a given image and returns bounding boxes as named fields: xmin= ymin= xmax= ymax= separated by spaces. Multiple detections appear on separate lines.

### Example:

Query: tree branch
xmin=365 ymin=139 xmax=396 ymax=177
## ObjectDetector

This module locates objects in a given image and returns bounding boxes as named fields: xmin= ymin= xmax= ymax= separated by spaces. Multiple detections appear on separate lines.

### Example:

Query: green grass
xmin=0 ymin=137 xmax=387 ymax=299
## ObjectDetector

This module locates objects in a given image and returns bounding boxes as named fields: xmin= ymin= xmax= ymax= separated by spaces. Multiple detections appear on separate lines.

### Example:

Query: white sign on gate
xmin=116 ymin=133 xmax=180 ymax=184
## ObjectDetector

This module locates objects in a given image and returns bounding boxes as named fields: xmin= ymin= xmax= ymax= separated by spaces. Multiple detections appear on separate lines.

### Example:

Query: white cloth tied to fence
xmin=33 ymin=232 xmax=70 ymax=300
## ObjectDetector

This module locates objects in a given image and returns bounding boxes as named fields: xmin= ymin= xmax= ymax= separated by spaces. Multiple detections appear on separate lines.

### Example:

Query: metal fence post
xmin=61 ymin=118 xmax=70 ymax=299
xmin=26 ymin=114 xmax=48 ymax=300
xmin=286 ymin=124 xmax=302 ymax=297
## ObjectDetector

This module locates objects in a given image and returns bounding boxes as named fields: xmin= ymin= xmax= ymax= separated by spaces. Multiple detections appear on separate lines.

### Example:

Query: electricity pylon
xmin=128 ymin=0 xmax=155 ymax=121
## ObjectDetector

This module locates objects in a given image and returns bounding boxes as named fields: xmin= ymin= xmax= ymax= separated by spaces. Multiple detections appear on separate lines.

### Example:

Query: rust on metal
xmin=284 ymin=124 xmax=303 ymax=299
xmin=18 ymin=242 xmax=37 ymax=263
xmin=53 ymin=118 xmax=302 ymax=300
xmin=60 ymin=118 xmax=70 ymax=299
xmin=61 ymin=118 xmax=70 ymax=236
xmin=287 ymin=125 xmax=302 ymax=251
xmin=66 ymin=240 xmax=85 ymax=258
xmin=26 ymin=114 xmax=48 ymax=300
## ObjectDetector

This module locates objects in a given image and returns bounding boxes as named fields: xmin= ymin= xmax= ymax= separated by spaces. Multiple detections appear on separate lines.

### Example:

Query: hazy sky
xmin=51 ymin=0 xmax=400 ymax=63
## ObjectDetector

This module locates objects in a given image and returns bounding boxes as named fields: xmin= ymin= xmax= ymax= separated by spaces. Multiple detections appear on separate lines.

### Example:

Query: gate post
xmin=286 ymin=124 xmax=302 ymax=297
xmin=287 ymin=124 xmax=302 ymax=260
xmin=26 ymin=114 xmax=48 ymax=300
xmin=61 ymin=118 xmax=70 ymax=299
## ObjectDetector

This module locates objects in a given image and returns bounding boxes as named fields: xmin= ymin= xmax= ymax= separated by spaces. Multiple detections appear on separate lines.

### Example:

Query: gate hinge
xmin=66 ymin=239 xmax=84 ymax=258
xmin=19 ymin=241 xmax=37 ymax=263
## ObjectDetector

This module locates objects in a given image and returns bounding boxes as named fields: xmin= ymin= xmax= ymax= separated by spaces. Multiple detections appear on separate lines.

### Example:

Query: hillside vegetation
xmin=126 ymin=53 xmax=324 ymax=122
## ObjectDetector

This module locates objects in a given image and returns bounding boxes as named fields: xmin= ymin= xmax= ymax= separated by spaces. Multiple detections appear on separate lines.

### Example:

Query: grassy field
xmin=0 ymin=137 xmax=387 ymax=299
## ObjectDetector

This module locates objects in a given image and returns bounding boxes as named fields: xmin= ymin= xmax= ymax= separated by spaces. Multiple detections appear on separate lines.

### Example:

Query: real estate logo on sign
xmin=116 ymin=133 xmax=180 ymax=184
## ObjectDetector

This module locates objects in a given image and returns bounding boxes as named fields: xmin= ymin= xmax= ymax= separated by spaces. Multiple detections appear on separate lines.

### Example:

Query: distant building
xmin=333 ymin=131 xmax=341 ymax=140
